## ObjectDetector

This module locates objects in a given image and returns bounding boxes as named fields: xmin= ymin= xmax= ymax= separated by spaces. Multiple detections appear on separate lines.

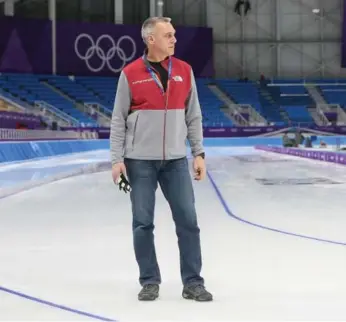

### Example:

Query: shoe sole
xmin=138 ymin=294 xmax=159 ymax=301
xmin=182 ymin=292 xmax=213 ymax=302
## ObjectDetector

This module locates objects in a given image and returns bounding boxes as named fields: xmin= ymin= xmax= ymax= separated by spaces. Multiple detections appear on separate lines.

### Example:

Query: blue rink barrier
xmin=0 ymin=135 xmax=345 ymax=164
xmin=256 ymin=145 xmax=346 ymax=165
xmin=0 ymin=139 xmax=110 ymax=163
xmin=201 ymin=135 xmax=346 ymax=147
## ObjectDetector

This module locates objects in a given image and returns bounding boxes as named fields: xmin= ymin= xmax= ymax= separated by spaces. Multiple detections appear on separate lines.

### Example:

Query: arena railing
xmin=0 ymin=128 xmax=98 ymax=141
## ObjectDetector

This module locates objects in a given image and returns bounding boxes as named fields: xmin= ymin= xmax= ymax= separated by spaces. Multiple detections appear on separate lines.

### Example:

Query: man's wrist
xmin=112 ymin=159 xmax=124 ymax=167
xmin=196 ymin=152 xmax=205 ymax=159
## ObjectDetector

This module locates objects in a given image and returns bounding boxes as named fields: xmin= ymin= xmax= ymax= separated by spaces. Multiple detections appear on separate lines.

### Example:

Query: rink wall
xmin=256 ymin=145 xmax=346 ymax=165
xmin=201 ymin=135 xmax=345 ymax=147
xmin=0 ymin=135 xmax=345 ymax=163
xmin=0 ymin=139 xmax=109 ymax=163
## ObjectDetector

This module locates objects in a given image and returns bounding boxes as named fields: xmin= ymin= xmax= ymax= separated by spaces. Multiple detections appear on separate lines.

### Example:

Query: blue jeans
xmin=124 ymin=157 xmax=204 ymax=287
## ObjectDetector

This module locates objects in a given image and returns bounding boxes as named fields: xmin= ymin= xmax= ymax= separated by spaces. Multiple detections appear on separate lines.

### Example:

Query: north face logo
xmin=173 ymin=76 xmax=183 ymax=82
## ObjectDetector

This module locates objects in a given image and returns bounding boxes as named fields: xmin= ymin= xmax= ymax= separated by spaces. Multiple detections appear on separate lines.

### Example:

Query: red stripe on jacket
xmin=123 ymin=56 xmax=192 ymax=112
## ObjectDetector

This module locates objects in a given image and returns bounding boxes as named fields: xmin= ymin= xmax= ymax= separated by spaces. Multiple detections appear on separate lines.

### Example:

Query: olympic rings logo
xmin=74 ymin=33 xmax=137 ymax=73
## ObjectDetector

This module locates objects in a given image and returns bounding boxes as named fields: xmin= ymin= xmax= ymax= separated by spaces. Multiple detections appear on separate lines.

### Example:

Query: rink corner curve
xmin=206 ymin=160 xmax=346 ymax=247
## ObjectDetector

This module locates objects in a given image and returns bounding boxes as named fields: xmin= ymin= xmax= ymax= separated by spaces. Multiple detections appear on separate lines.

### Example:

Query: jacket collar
xmin=142 ymin=48 xmax=171 ymax=70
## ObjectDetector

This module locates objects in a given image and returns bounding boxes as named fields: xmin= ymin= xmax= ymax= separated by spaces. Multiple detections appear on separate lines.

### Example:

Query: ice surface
xmin=1 ymin=147 xmax=346 ymax=321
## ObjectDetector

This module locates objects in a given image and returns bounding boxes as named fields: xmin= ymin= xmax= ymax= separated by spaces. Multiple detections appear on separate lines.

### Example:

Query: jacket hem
xmin=123 ymin=154 xmax=187 ymax=161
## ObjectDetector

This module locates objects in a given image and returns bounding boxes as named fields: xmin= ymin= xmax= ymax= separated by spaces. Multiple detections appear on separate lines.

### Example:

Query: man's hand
xmin=193 ymin=155 xmax=206 ymax=181
xmin=112 ymin=162 xmax=127 ymax=184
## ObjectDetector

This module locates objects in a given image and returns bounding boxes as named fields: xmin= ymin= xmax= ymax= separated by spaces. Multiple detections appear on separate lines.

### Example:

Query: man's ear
xmin=147 ymin=35 xmax=154 ymax=44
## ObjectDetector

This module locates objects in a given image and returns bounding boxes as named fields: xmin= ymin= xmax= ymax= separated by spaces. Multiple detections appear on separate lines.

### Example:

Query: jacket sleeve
xmin=110 ymin=71 xmax=131 ymax=165
xmin=185 ymin=68 xmax=204 ymax=157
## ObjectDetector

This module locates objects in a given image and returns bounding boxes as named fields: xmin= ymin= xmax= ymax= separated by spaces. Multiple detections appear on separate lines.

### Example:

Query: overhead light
xmin=312 ymin=8 xmax=320 ymax=14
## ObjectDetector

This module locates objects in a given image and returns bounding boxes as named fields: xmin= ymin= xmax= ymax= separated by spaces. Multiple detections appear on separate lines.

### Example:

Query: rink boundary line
xmin=0 ymin=161 xmax=118 ymax=321
xmin=0 ymin=286 xmax=117 ymax=321
xmin=206 ymin=170 xmax=346 ymax=247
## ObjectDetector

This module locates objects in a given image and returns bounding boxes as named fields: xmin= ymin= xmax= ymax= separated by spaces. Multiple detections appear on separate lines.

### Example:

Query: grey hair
xmin=141 ymin=16 xmax=172 ymax=44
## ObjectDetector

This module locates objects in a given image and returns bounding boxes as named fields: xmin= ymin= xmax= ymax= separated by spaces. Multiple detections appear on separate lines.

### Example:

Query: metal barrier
xmin=0 ymin=128 xmax=98 ymax=141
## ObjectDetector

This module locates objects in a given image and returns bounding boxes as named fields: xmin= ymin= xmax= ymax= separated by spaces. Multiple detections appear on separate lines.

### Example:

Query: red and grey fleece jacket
xmin=110 ymin=54 xmax=204 ymax=165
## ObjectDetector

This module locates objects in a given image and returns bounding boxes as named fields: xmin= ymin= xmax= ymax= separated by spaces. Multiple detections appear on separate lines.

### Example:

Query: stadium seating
xmin=0 ymin=73 xmax=233 ymax=128
xmin=194 ymin=78 xmax=233 ymax=127
xmin=272 ymin=78 xmax=346 ymax=112
xmin=216 ymin=80 xmax=264 ymax=113
xmin=74 ymin=76 xmax=118 ymax=111
xmin=46 ymin=76 xmax=111 ymax=110
xmin=318 ymin=85 xmax=346 ymax=109
xmin=76 ymin=76 xmax=232 ymax=127
xmin=269 ymin=84 xmax=315 ymax=124
xmin=0 ymin=73 xmax=97 ymax=125
xmin=215 ymin=79 xmax=285 ymax=124
xmin=4 ymin=72 xmax=346 ymax=129
xmin=0 ymin=98 xmax=22 ymax=112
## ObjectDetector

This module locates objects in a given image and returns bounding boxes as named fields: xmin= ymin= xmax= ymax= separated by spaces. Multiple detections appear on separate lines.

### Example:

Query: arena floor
xmin=1 ymin=147 xmax=346 ymax=321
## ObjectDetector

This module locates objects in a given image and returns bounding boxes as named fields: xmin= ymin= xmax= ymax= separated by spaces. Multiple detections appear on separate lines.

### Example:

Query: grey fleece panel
xmin=124 ymin=109 xmax=187 ymax=160
xmin=110 ymin=67 xmax=204 ymax=163
xmin=185 ymin=69 xmax=204 ymax=157
xmin=164 ymin=109 xmax=188 ymax=158
xmin=110 ymin=71 xmax=131 ymax=165
xmin=124 ymin=109 xmax=164 ymax=159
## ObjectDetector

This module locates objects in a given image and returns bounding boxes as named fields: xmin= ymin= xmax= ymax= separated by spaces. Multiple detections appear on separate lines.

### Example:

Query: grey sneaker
xmin=138 ymin=284 xmax=159 ymax=301
xmin=182 ymin=284 xmax=213 ymax=302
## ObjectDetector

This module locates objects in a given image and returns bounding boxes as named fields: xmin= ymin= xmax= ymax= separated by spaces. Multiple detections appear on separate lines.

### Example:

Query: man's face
xmin=149 ymin=22 xmax=176 ymax=56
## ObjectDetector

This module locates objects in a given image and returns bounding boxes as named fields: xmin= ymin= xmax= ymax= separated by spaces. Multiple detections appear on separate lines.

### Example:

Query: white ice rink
xmin=1 ymin=147 xmax=346 ymax=321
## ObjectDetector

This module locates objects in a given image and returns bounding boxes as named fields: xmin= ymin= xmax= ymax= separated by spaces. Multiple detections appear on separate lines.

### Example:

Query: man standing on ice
xmin=110 ymin=16 xmax=213 ymax=302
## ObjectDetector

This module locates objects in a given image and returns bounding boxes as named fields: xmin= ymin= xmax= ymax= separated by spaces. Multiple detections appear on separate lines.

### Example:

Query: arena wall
xmin=1 ymin=135 xmax=345 ymax=163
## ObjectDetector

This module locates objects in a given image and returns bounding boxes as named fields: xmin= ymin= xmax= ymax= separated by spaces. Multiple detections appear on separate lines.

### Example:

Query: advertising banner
xmin=256 ymin=145 xmax=346 ymax=166
xmin=203 ymin=126 xmax=283 ymax=137
xmin=61 ymin=125 xmax=346 ymax=138
xmin=0 ymin=17 xmax=52 ymax=74
xmin=0 ymin=111 xmax=41 ymax=129
xmin=56 ymin=21 xmax=214 ymax=77
xmin=0 ymin=17 xmax=214 ymax=77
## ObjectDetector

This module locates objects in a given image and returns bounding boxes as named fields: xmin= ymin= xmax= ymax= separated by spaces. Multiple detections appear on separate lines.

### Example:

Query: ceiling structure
xmin=1 ymin=0 xmax=345 ymax=79
xmin=164 ymin=0 xmax=345 ymax=79
xmin=208 ymin=0 xmax=345 ymax=79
